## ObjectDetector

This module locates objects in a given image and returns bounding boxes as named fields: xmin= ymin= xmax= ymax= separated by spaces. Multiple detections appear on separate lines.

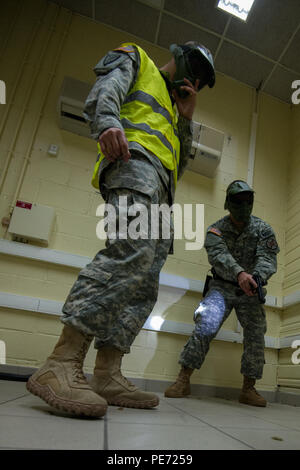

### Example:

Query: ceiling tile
xmin=215 ymin=41 xmax=274 ymax=89
xmin=94 ymin=0 xmax=159 ymax=43
xmin=164 ymin=0 xmax=229 ymax=35
xmin=47 ymin=0 xmax=300 ymax=104
xmin=138 ymin=0 xmax=164 ymax=8
xmin=50 ymin=0 xmax=93 ymax=17
xmin=226 ymin=0 xmax=300 ymax=60
xmin=281 ymin=28 xmax=300 ymax=73
xmin=263 ymin=66 xmax=300 ymax=103
xmin=157 ymin=13 xmax=220 ymax=53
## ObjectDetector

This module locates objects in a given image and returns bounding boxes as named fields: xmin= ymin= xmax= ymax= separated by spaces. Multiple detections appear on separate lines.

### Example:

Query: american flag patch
xmin=114 ymin=46 xmax=135 ymax=53
xmin=208 ymin=227 xmax=222 ymax=237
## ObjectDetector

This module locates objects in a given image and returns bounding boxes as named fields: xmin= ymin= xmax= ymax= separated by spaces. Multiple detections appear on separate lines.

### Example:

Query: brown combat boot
xmin=26 ymin=325 xmax=107 ymax=417
xmin=239 ymin=376 xmax=267 ymax=407
xmin=90 ymin=346 xmax=159 ymax=409
xmin=164 ymin=367 xmax=193 ymax=398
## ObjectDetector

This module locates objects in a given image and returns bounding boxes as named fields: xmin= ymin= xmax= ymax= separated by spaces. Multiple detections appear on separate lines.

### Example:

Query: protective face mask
xmin=228 ymin=200 xmax=253 ymax=223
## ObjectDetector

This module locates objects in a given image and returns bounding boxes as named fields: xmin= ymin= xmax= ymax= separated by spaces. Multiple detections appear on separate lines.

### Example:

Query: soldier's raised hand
xmin=173 ymin=78 xmax=199 ymax=121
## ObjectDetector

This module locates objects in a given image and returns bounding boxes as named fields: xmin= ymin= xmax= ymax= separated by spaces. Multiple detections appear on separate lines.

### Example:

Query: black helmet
xmin=170 ymin=42 xmax=216 ymax=92
xmin=224 ymin=180 xmax=254 ymax=210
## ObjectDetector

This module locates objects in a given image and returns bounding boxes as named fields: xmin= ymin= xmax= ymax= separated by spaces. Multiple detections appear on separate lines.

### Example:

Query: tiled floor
xmin=1 ymin=379 xmax=300 ymax=450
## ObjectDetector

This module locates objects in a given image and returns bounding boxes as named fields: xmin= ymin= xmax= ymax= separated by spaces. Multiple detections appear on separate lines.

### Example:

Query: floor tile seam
xmin=161 ymin=400 xmax=298 ymax=421
xmin=163 ymin=403 xmax=300 ymax=432
xmin=214 ymin=425 xmax=299 ymax=431
xmin=243 ymin=419 xmax=300 ymax=433
xmin=105 ymin=419 xmax=210 ymax=427
xmin=216 ymin=426 xmax=300 ymax=433
xmin=0 ymin=394 xmax=30 ymax=406
xmin=103 ymin=414 xmax=109 ymax=450
xmin=0 ymin=446 xmax=40 ymax=450
xmin=224 ymin=410 xmax=300 ymax=432
xmin=164 ymin=401 xmax=256 ymax=450
xmin=0 ymin=412 xmax=106 ymax=425
xmin=0 ymin=412 xmax=62 ymax=421
xmin=159 ymin=405 xmax=262 ymax=418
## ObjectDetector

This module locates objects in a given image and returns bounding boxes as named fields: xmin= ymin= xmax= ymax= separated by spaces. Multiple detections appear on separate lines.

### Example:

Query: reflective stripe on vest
xmin=123 ymin=90 xmax=179 ymax=140
xmin=121 ymin=118 xmax=173 ymax=154
xmin=91 ymin=43 xmax=180 ymax=190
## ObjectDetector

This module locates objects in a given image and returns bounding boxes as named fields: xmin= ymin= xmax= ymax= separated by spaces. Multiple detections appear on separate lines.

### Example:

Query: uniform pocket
xmin=79 ymin=267 xmax=113 ymax=285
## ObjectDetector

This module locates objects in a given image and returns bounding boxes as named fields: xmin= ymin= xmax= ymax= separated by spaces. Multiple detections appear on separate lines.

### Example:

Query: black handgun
xmin=252 ymin=274 xmax=266 ymax=304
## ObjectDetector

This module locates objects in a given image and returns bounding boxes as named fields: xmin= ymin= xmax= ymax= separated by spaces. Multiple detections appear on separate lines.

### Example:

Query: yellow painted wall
xmin=277 ymin=105 xmax=300 ymax=391
xmin=284 ymin=105 xmax=300 ymax=295
xmin=0 ymin=0 xmax=292 ymax=393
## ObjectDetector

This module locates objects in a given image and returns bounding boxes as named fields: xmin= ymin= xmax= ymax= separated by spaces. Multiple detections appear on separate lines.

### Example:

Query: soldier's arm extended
xmin=253 ymin=224 xmax=280 ymax=283
xmin=83 ymin=48 xmax=139 ymax=140
xmin=177 ymin=117 xmax=193 ymax=180
xmin=204 ymin=226 xmax=244 ymax=283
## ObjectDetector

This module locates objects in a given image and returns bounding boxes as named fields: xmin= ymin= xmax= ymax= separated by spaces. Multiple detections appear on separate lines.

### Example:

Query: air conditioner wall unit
xmin=187 ymin=121 xmax=225 ymax=178
xmin=58 ymin=76 xmax=92 ymax=138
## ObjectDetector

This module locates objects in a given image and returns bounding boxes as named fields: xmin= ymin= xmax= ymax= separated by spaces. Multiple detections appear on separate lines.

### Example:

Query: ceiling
xmin=50 ymin=0 xmax=300 ymax=103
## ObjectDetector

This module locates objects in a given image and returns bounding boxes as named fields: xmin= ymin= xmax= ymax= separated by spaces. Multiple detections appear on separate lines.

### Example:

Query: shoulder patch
xmin=208 ymin=227 xmax=222 ymax=237
xmin=266 ymin=237 xmax=279 ymax=251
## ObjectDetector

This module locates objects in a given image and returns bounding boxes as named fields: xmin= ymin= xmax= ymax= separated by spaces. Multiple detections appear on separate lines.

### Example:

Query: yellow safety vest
xmin=91 ymin=43 xmax=181 ymax=190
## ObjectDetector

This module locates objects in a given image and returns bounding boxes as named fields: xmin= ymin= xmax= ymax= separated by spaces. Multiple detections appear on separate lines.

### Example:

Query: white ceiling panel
xmin=94 ymin=0 xmax=160 ymax=43
xmin=226 ymin=0 xmax=300 ymax=60
xmin=263 ymin=66 xmax=300 ymax=103
xmin=164 ymin=0 xmax=229 ymax=35
xmin=215 ymin=41 xmax=274 ymax=89
xmin=157 ymin=12 xmax=220 ymax=52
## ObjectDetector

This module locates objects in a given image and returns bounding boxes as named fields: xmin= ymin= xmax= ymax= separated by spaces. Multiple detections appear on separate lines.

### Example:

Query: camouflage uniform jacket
xmin=83 ymin=46 xmax=193 ymax=203
xmin=204 ymin=215 xmax=280 ymax=284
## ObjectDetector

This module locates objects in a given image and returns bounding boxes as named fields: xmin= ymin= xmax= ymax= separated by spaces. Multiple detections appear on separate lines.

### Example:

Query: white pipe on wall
xmin=247 ymin=111 xmax=258 ymax=188
xmin=9 ymin=8 xmax=73 ymax=214
xmin=247 ymin=89 xmax=260 ymax=189
xmin=0 ymin=3 xmax=49 ymax=194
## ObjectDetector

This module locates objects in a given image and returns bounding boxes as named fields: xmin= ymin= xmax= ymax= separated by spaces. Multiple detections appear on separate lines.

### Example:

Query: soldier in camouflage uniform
xmin=27 ymin=41 xmax=216 ymax=417
xmin=165 ymin=180 xmax=280 ymax=407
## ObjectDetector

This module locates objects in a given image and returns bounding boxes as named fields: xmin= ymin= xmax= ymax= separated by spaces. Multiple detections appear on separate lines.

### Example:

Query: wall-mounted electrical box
xmin=8 ymin=201 xmax=55 ymax=245
xmin=187 ymin=121 xmax=225 ymax=178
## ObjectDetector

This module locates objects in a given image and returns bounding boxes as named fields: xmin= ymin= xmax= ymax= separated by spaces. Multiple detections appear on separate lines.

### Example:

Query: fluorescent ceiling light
xmin=217 ymin=0 xmax=255 ymax=21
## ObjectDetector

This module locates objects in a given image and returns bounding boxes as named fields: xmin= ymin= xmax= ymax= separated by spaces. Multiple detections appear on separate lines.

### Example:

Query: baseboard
xmin=276 ymin=388 xmax=300 ymax=407
xmin=139 ymin=377 xmax=279 ymax=404
xmin=0 ymin=364 xmax=36 ymax=381
xmin=1 ymin=364 xmax=299 ymax=406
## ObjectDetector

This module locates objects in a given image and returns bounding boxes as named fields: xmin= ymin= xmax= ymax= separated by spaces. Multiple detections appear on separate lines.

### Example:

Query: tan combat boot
xmin=164 ymin=367 xmax=193 ymax=398
xmin=90 ymin=346 xmax=159 ymax=409
xmin=26 ymin=325 xmax=107 ymax=417
xmin=239 ymin=376 xmax=267 ymax=407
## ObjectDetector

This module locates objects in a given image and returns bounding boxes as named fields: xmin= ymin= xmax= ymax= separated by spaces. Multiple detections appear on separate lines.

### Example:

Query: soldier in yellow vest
xmin=27 ymin=42 xmax=216 ymax=418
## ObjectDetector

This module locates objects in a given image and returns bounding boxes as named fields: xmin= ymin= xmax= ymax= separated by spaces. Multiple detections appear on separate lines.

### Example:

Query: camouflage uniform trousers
xmin=61 ymin=155 xmax=173 ymax=353
xmin=179 ymin=280 xmax=267 ymax=379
